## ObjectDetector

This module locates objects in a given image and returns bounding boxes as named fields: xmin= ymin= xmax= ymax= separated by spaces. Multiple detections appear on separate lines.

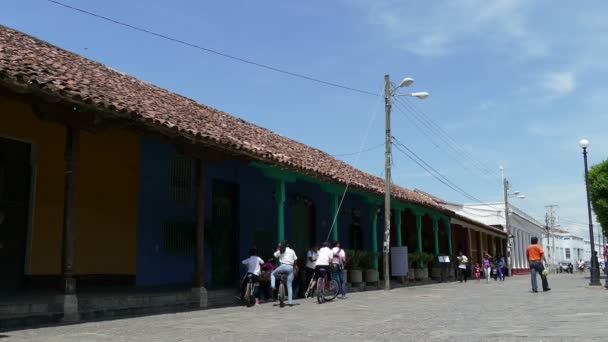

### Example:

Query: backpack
xmin=331 ymin=248 xmax=343 ymax=271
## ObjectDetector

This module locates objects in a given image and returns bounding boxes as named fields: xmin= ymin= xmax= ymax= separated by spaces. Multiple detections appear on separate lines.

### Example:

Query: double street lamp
xmin=578 ymin=138 xmax=602 ymax=286
xmin=382 ymin=75 xmax=429 ymax=290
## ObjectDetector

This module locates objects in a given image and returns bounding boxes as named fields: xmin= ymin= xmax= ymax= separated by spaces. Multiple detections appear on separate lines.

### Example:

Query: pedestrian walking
xmin=456 ymin=251 xmax=469 ymax=283
xmin=497 ymin=256 xmax=505 ymax=281
xmin=526 ymin=237 xmax=550 ymax=293
xmin=483 ymin=253 xmax=492 ymax=283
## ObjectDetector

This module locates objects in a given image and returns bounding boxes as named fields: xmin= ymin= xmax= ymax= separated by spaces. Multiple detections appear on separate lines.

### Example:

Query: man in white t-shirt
xmin=304 ymin=245 xmax=318 ymax=297
xmin=271 ymin=240 xmax=298 ymax=305
xmin=331 ymin=241 xmax=347 ymax=299
xmin=240 ymin=247 xmax=264 ymax=304
xmin=456 ymin=251 xmax=469 ymax=283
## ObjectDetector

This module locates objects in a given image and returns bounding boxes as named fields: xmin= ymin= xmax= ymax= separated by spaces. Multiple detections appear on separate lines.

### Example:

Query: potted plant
xmin=415 ymin=252 xmax=434 ymax=280
xmin=345 ymin=250 xmax=363 ymax=285
xmin=408 ymin=253 xmax=418 ymax=281
xmin=361 ymin=251 xmax=379 ymax=283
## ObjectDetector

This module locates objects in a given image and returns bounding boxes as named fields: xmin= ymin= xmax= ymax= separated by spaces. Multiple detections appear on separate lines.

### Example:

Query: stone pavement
xmin=3 ymin=274 xmax=608 ymax=342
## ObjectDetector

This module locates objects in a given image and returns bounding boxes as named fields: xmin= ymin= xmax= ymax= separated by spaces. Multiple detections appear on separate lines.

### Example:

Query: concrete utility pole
xmin=502 ymin=172 xmax=511 ymax=275
xmin=383 ymin=74 xmax=392 ymax=291
xmin=381 ymin=74 xmax=428 ymax=291
xmin=545 ymin=205 xmax=558 ymax=265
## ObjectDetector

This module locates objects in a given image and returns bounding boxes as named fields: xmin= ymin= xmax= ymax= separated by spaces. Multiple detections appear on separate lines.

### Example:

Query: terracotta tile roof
xmin=0 ymin=25 xmax=446 ymax=212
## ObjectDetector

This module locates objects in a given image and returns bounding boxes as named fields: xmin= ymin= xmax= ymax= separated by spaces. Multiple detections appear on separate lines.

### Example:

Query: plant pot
xmin=415 ymin=268 xmax=428 ymax=280
xmin=364 ymin=269 xmax=379 ymax=283
xmin=348 ymin=270 xmax=363 ymax=284
xmin=431 ymin=267 xmax=441 ymax=279
xmin=408 ymin=270 xmax=416 ymax=281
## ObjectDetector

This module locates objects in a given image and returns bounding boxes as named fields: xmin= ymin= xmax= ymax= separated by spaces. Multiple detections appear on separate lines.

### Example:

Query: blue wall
xmin=135 ymin=138 xmax=384 ymax=286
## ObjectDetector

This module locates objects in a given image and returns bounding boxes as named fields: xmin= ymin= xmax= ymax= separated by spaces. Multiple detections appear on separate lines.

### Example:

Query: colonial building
xmin=440 ymin=202 xmax=545 ymax=274
xmin=0 ymin=25 xmax=496 ymax=326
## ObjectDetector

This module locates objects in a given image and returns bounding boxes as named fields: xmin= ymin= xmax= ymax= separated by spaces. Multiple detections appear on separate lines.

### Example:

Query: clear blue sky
xmin=3 ymin=0 xmax=607 ymax=237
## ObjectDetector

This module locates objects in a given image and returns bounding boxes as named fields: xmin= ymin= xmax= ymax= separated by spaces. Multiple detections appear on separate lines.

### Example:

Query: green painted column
xmin=415 ymin=212 xmax=423 ymax=252
xmin=371 ymin=207 xmax=378 ymax=270
xmin=395 ymin=209 xmax=402 ymax=247
xmin=330 ymin=192 xmax=339 ymax=241
xmin=275 ymin=179 xmax=286 ymax=243
xmin=445 ymin=219 xmax=453 ymax=256
xmin=432 ymin=216 xmax=440 ymax=256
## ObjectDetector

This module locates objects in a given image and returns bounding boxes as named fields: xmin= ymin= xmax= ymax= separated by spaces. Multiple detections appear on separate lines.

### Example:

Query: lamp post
xmin=500 ymin=166 xmax=526 ymax=277
xmin=579 ymin=138 xmax=601 ymax=286
xmin=382 ymin=75 xmax=428 ymax=291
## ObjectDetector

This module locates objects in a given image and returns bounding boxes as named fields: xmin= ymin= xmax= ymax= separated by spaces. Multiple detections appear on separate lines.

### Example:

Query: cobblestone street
xmin=4 ymin=274 xmax=608 ymax=342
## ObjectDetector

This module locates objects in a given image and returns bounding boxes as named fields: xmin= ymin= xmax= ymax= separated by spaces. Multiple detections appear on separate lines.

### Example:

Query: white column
xmin=515 ymin=230 xmax=521 ymax=269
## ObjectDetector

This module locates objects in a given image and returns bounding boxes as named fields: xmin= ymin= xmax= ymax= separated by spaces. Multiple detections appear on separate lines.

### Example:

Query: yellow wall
xmin=0 ymin=97 xmax=140 ymax=275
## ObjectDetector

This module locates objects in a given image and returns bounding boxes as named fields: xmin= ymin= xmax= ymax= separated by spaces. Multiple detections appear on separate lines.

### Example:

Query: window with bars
xmin=170 ymin=154 xmax=192 ymax=204
xmin=162 ymin=221 xmax=195 ymax=256
xmin=565 ymin=248 xmax=571 ymax=259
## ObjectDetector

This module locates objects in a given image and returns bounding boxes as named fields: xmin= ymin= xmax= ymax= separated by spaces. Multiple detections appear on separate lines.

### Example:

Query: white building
xmin=542 ymin=228 xmax=584 ymax=265
xmin=441 ymin=202 xmax=546 ymax=274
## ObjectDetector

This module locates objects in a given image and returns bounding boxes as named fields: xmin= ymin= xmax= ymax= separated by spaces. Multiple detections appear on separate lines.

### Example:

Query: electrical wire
xmin=47 ymin=0 xmax=380 ymax=97
xmin=393 ymin=97 xmax=498 ymax=183
xmin=331 ymin=143 xmax=384 ymax=157
xmin=402 ymin=96 xmax=499 ymax=176
xmin=391 ymin=136 xmax=487 ymax=204
xmin=324 ymin=85 xmax=385 ymax=242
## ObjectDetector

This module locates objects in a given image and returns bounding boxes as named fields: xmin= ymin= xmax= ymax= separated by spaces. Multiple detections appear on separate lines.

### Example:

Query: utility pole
xmin=502 ymin=171 xmax=511 ymax=276
xmin=545 ymin=205 xmax=558 ymax=265
xmin=383 ymin=74 xmax=392 ymax=291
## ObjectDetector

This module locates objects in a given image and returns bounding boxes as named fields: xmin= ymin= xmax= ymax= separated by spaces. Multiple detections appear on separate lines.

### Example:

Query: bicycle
xmin=314 ymin=267 xmax=339 ymax=304
xmin=276 ymin=271 xmax=288 ymax=308
xmin=242 ymin=273 xmax=258 ymax=307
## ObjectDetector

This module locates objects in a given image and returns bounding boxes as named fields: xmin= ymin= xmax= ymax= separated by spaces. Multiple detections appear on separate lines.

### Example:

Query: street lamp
xmin=579 ymin=138 xmax=601 ymax=286
xmin=382 ymin=75 xmax=428 ymax=291
xmin=501 ymin=166 xmax=526 ymax=277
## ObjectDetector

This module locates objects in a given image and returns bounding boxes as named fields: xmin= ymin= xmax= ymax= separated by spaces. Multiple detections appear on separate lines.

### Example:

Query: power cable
xmin=393 ymin=99 xmax=490 ymax=181
xmin=331 ymin=143 xmax=384 ymax=157
xmin=392 ymin=136 xmax=487 ymax=204
xmin=403 ymin=96 xmax=499 ymax=176
xmin=47 ymin=0 xmax=380 ymax=97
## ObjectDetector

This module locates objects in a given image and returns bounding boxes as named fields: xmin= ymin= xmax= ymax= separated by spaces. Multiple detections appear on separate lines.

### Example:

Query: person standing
xmin=456 ymin=251 xmax=469 ymax=283
xmin=497 ymin=256 xmax=505 ymax=281
xmin=304 ymin=245 xmax=318 ymax=297
xmin=526 ymin=237 xmax=550 ymax=293
xmin=482 ymin=253 xmax=492 ymax=284
xmin=331 ymin=241 xmax=347 ymax=299
xmin=271 ymin=240 xmax=298 ymax=306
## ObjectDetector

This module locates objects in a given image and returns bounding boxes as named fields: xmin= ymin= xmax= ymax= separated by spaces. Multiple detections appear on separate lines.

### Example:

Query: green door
xmin=292 ymin=201 xmax=314 ymax=258
xmin=209 ymin=181 xmax=239 ymax=289
xmin=0 ymin=138 xmax=32 ymax=291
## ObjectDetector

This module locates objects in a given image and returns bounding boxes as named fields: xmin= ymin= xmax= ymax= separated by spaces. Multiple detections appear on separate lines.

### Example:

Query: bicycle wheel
xmin=323 ymin=279 xmax=339 ymax=301
xmin=316 ymin=278 xmax=325 ymax=304
xmin=278 ymin=281 xmax=286 ymax=308
xmin=245 ymin=282 xmax=255 ymax=307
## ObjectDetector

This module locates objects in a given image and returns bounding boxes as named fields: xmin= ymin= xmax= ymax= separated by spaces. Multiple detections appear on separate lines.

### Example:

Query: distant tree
xmin=588 ymin=159 xmax=608 ymax=236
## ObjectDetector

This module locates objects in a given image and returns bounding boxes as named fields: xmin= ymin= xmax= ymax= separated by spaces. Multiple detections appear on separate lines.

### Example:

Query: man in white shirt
xmin=456 ymin=251 xmax=469 ymax=283
xmin=240 ymin=248 xmax=264 ymax=304
xmin=304 ymin=245 xmax=318 ymax=297
xmin=271 ymin=240 xmax=298 ymax=305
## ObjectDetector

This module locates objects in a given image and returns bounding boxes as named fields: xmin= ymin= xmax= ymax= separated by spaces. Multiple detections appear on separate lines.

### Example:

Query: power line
xmin=331 ymin=143 xmax=384 ymax=157
xmin=392 ymin=136 xmax=487 ymax=204
xmin=402 ymin=96 xmax=498 ymax=176
xmin=47 ymin=0 xmax=380 ymax=97
xmin=392 ymin=98 xmax=498 ymax=184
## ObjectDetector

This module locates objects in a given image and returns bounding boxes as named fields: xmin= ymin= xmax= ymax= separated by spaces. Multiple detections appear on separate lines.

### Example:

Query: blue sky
xmin=3 ymin=0 xmax=607 ymax=237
